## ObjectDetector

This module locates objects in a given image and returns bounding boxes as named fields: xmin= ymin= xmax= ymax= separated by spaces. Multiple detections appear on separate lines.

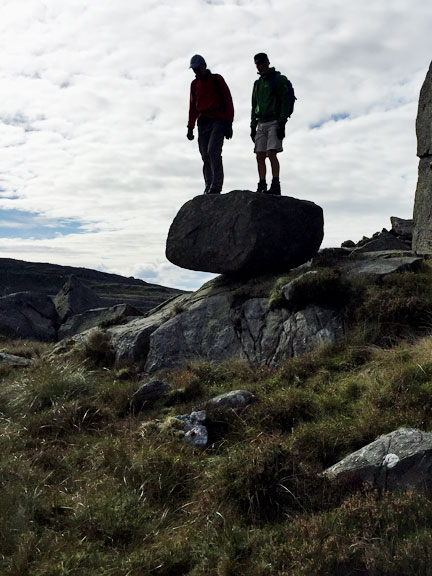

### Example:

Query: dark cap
xmin=189 ymin=54 xmax=206 ymax=69
xmin=254 ymin=53 xmax=269 ymax=63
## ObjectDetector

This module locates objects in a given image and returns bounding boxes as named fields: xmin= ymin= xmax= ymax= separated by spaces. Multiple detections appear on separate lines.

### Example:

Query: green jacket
xmin=251 ymin=67 xmax=290 ymax=129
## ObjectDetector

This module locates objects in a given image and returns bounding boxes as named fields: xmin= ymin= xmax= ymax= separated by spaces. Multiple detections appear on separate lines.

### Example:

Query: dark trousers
xmin=198 ymin=118 xmax=225 ymax=193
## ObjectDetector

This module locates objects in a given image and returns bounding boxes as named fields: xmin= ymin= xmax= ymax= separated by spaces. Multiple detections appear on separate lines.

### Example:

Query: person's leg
xmin=256 ymin=152 xmax=267 ymax=180
xmin=268 ymin=151 xmax=280 ymax=179
xmin=267 ymin=151 xmax=281 ymax=195
xmin=266 ymin=122 xmax=282 ymax=195
xmin=254 ymin=122 xmax=268 ymax=192
xmin=207 ymin=120 xmax=225 ymax=193
xmin=198 ymin=123 xmax=212 ymax=193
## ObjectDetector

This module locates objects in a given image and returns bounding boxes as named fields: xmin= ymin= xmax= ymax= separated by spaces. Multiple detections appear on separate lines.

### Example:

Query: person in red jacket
xmin=187 ymin=55 xmax=234 ymax=194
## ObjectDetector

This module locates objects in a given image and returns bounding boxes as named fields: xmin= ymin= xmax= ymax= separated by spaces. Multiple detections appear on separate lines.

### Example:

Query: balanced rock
xmin=166 ymin=190 xmax=324 ymax=276
xmin=412 ymin=60 xmax=432 ymax=253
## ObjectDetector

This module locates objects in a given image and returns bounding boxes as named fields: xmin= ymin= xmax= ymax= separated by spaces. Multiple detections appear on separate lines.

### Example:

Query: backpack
xmin=270 ymin=72 xmax=296 ymax=118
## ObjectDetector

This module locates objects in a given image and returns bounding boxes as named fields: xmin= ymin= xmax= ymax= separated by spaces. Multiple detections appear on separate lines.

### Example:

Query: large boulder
xmin=166 ymin=190 xmax=324 ymax=276
xmin=412 ymin=61 xmax=432 ymax=253
xmin=0 ymin=292 xmax=57 ymax=341
xmin=54 ymin=275 xmax=102 ymax=322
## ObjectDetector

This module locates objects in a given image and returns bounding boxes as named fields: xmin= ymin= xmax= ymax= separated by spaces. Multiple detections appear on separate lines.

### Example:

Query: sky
xmin=0 ymin=0 xmax=431 ymax=291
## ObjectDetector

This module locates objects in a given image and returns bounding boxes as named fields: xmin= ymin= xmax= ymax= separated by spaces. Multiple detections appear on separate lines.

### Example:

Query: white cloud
xmin=0 ymin=0 xmax=431 ymax=290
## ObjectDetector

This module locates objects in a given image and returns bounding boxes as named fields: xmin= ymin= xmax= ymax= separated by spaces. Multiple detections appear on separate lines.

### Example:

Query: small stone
xmin=184 ymin=424 xmax=208 ymax=447
xmin=207 ymin=390 xmax=258 ymax=411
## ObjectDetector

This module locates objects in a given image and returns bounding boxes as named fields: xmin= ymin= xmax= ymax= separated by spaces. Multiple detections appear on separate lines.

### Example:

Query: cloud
xmin=0 ymin=0 xmax=430 ymax=290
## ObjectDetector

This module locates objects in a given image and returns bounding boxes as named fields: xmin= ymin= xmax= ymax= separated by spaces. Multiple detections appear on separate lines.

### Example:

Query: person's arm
xmin=250 ymin=80 xmax=258 ymax=129
xmin=187 ymin=80 xmax=198 ymax=129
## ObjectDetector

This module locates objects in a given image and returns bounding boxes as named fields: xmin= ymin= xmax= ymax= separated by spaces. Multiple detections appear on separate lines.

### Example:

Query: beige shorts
xmin=254 ymin=120 xmax=283 ymax=153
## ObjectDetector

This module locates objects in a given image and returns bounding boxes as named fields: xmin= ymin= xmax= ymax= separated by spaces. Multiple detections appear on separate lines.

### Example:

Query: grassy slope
xmin=2 ymin=263 xmax=432 ymax=575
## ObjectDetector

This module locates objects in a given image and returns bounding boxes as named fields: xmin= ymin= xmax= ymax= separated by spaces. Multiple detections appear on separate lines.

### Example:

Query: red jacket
xmin=188 ymin=71 xmax=234 ymax=128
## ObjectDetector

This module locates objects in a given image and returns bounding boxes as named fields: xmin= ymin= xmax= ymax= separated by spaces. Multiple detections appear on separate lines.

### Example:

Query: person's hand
xmin=187 ymin=127 xmax=194 ymax=141
xmin=224 ymin=122 xmax=233 ymax=139
xmin=276 ymin=121 xmax=286 ymax=140
xmin=250 ymin=126 xmax=257 ymax=143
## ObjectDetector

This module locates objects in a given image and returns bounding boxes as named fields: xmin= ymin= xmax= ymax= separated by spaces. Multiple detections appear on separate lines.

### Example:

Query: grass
xmin=2 ymin=265 xmax=432 ymax=574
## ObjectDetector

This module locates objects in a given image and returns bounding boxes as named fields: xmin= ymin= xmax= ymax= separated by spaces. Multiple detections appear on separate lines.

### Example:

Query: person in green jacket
xmin=250 ymin=53 xmax=290 ymax=195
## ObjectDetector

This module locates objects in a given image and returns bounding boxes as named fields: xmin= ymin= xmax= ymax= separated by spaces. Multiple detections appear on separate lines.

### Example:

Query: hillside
xmin=0 ymin=257 xmax=186 ymax=313
xmin=2 ymin=259 xmax=432 ymax=574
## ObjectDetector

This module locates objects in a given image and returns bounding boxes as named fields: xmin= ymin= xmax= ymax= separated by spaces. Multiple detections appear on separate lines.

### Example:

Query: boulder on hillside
xmin=0 ymin=292 xmax=57 ymax=341
xmin=166 ymin=190 xmax=324 ymax=276
xmin=323 ymin=428 xmax=432 ymax=493
xmin=54 ymin=275 xmax=102 ymax=322
xmin=412 ymin=60 xmax=432 ymax=253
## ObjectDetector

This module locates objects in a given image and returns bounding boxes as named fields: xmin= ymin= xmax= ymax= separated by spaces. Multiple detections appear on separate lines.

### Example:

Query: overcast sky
xmin=0 ymin=0 xmax=431 ymax=291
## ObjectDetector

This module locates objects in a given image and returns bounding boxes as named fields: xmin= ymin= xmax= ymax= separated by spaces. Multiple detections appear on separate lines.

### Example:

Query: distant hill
xmin=0 ymin=258 xmax=186 ymax=313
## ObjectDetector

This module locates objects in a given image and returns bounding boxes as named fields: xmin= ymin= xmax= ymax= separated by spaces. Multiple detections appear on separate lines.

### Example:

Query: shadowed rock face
xmin=54 ymin=275 xmax=103 ymax=322
xmin=0 ymin=292 xmax=57 ymax=341
xmin=166 ymin=190 xmax=324 ymax=276
xmin=412 ymin=61 xmax=432 ymax=253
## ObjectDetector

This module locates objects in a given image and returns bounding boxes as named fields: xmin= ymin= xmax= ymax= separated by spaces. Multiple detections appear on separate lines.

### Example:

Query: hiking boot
xmin=268 ymin=178 xmax=281 ymax=195
xmin=207 ymin=188 xmax=221 ymax=194
xmin=256 ymin=180 xmax=267 ymax=193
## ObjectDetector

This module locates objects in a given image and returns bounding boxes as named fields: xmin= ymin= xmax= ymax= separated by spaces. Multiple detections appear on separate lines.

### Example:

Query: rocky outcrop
xmin=106 ymin=294 xmax=191 ymax=363
xmin=54 ymin=275 xmax=103 ymax=322
xmin=0 ymin=292 xmax=57 ymax=342
xmin=353 ymin=231 xmax=411 ymax=253
xmin=58 ymin=303 xmax=143 ymax=339
xmin=50 ymin=251 xmax=416 ymax=371
xmin=390 ymin=217 xmax=413 ymax=240
xmin=101 ymin=274 xmax=344 ymax=371
xmin=339 ymin=253 xmax=423 ymax=277
xmin=323 ymin=428 xmax=432 ymax=493
xmin=145 ymin=291 xmax=342 ymax=373
xmin=166 ymin=190 xmax=324 ymax=276
xmin=341 ymin=219 xmax=413 ymax=253
xmin=412 ymin=61 xmax=432 ymax=253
